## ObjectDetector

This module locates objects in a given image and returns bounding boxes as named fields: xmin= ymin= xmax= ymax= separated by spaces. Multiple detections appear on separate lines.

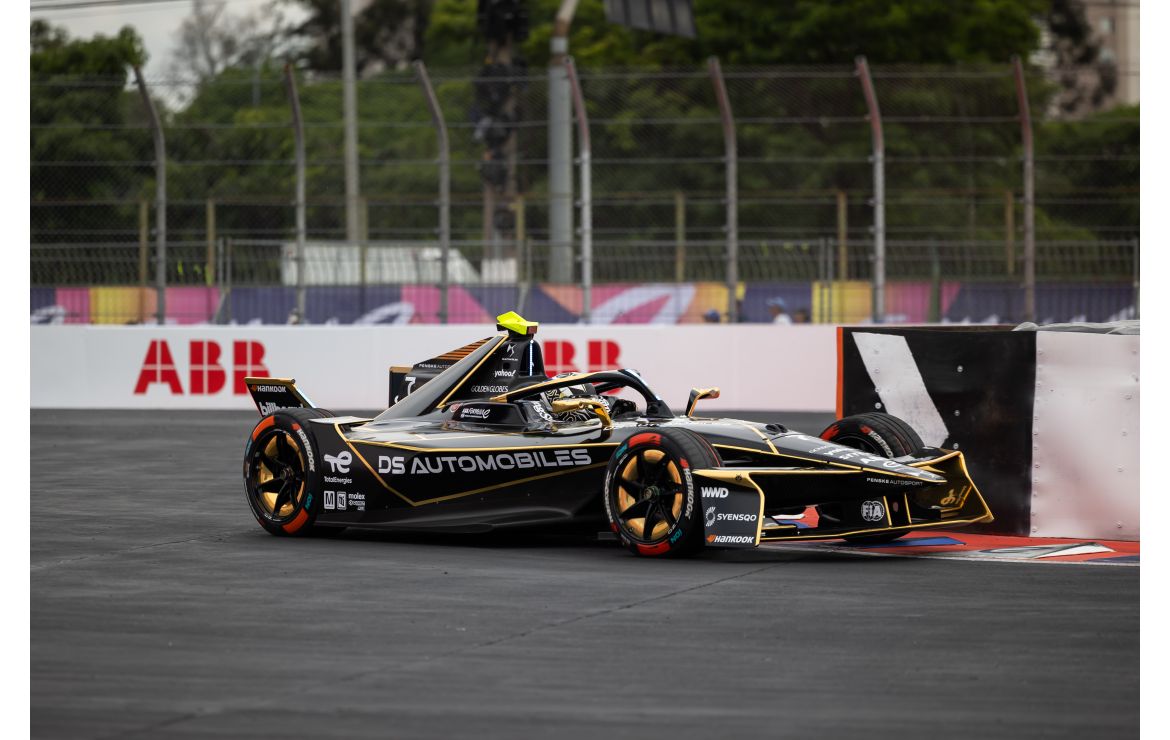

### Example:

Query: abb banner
xmin=31 ymin=324 xmax=837 ymax=411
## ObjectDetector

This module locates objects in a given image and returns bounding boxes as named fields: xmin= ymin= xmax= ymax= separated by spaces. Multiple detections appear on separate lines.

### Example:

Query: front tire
xmin=603 ymin=429 xmax=720 ymax=557
xmin=818 ymin=412 xmax=924 ymax=545
xmin=244 ymin=408 xmax=334 ymax=536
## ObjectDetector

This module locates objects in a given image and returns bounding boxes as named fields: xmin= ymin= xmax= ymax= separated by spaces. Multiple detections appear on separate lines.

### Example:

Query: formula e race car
xmin=242 ymin=312 xmax=992 ymax=557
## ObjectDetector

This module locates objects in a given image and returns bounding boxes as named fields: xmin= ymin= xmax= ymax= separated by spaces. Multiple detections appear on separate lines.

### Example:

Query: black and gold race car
xmin=242 ymin=312 xmax=992 ymax=557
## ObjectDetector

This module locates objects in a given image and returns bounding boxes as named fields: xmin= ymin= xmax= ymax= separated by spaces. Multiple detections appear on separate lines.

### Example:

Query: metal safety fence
xmin=30 ymin=60 xmax=1138 ymax=324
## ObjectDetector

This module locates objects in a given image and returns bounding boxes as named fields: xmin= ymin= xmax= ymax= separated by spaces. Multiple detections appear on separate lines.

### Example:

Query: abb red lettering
xmin=134 ymin=339 xmax=267 ymax=395
xmin=134 ymin=340 xmax=183 ymax=394
xmin=189 ymin=340 xmax=226 ymax=395
xmin=587 ymin=340 xmax=621 ymax=372
xmin=543 ymin=340 xmax=578 ymax=377
xmin=233 ymin=340 xmax=269 ymax=394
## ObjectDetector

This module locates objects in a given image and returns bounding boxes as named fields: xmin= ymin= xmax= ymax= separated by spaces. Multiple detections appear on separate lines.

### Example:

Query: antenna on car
xmin=496 ymin=311 xmax=539 ymax=339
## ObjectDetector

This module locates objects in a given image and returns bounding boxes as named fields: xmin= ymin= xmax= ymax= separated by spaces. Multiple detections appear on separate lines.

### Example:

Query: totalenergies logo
xmin=542 ymin=339 xmax=621 ymax=376
xmin=134 ymin=339 xmax=269 ymax=395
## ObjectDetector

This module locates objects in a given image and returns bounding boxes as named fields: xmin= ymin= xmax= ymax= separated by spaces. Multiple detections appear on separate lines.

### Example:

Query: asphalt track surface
xmin=32 ymin=410 xmax=1138 ymax=739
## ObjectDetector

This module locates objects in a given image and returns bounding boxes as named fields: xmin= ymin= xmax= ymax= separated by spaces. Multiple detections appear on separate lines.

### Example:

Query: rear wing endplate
xmin=244 ymin=377 xmax=315 ymax=415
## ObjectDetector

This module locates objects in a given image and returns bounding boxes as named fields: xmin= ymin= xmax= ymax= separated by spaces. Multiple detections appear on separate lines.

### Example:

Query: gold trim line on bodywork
xmin=346 ymin=437 xmax=621 ymax=453
xmin=336 ymin=423 xmax=617 ymax=507
xmin=711 ymin=442 xmax=940 ymax=482
xmin=731 ymin=419 xmax=780 ymax=455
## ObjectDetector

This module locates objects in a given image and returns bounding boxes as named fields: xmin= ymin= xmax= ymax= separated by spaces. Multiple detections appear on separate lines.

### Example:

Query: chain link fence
xmin=30 ymin=62 xmax=1138 ymax=324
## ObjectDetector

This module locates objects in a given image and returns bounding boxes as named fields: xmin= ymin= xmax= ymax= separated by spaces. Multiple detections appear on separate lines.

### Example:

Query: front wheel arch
xmin=602 ymin=428 xmax=721 ymax=558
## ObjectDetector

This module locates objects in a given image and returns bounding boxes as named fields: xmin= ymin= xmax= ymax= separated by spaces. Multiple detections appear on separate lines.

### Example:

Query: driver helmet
xmin=542 ymin=373 xmax=610 ymax=422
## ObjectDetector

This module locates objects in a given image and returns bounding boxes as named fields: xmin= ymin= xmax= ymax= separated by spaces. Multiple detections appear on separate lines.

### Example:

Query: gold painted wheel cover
xmin=616 ymin=449 xmax=683 ymax=541
xmin=252 ymin=431 xmax=306 ymax=519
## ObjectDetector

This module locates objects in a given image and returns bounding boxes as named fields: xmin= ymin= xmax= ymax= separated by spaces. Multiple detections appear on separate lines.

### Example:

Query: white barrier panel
xmin=1030 ymin=332 xmax=1140 ymax=540
xmin=31 ymin=325 xmax=837 ymax=412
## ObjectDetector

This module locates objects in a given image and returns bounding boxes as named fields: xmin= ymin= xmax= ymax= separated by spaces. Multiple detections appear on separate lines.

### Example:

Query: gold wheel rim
xmin=250 ymin=430 xmax=306 ymax=521
xmin=616 ymin=448 xmax=684 ymax=542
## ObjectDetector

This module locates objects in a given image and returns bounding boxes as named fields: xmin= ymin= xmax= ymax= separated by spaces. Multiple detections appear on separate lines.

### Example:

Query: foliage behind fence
xmin=31 ymin=63 xmax=1138 ymax=297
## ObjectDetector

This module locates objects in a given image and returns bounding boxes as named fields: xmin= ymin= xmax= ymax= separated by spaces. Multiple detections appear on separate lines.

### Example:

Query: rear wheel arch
xmin=818 ymin=412 xmax=924 ymax=545
xmin=244 ymin=407 xmax=336 ymax=537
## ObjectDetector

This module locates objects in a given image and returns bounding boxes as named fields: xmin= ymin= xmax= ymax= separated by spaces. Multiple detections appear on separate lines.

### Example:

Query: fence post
xmin=514 ymin=195 xmax=527 ymax=303
xmin=138 ymin=199 xmax=149 ymax=286
xmin=1004 ymin=190 xmax=1015 ymax=276
xmin=929 ymin=244 xmax=942 ymax=323
xmin=359 ymin=197 xmax=369 ymax=315
xmin=564 ymin=57 xmax=592 ymax=323
xmin=709 ymin=57 xmax=738 ymax=323
xmin=205 ymin=198 xmax=216 ymax=287
xmin=414 ymin=60 xmax=451 ymax=324
xmin=133 ymin=65 xmax=166 ymax=324
xmin=341 ymin=0 xmax=361 ymax=244
xmin=514 ymin=194 xmax=526 ymax=246
xmin=225 ymin=237 xmax=234 ymax=324
xmin=547 ymin=1 xmax=578 ymax=283
xmin=674 ymin=191 xmax=686 ymax=283
xmin=283 ymin=64 xmax=307 ymax=323
xmin=836 ymin=190 xmax=848 ymax=280
xmin=1012 ymin=56 xmax=1036 ymax=322
xmin=856 ymin=56 xmax=884 ymax=324
xmin=1133 ymin=237 xmax=1140 ymax=318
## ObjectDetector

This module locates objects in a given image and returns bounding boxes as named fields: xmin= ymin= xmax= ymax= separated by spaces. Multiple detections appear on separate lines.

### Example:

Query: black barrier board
xmin=839 ymin=327 xmax=1035 ymax=535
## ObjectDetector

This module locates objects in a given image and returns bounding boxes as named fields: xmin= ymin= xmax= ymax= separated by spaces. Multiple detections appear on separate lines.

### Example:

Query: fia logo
xmin=861 ymin=499 xmax=886 ymax=522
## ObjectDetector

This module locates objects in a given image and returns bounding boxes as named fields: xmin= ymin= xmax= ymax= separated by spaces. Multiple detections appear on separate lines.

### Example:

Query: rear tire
xmin=818 ymin=413 xmax=923 ymax=545
xmin=603 ymin=429 xmax=720 ymax=557
xmin=244 ymin=408 xmax=336 ymax=537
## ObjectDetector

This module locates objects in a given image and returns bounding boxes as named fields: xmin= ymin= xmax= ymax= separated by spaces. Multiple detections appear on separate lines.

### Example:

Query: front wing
xmin=692 ymin=450 xmax=993 ymax=548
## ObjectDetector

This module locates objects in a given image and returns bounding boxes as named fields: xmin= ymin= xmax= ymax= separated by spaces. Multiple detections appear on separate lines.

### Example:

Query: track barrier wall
xmin=839 ymin=326 xmax=1139 ymax=540
xmin=30 ymin=324 xmax=837 ymax=413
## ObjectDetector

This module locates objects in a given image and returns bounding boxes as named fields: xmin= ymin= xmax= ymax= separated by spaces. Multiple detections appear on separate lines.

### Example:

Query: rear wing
xmin=244 ymin=377 xmax=315 ymax=415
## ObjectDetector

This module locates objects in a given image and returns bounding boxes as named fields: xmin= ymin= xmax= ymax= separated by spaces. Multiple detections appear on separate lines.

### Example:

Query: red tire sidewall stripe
xmin=628 ymin=432 xmax=662 ymax=448
xmin=636 ymin=541 xmax=671 ymax=556
xmin=251 ymin=415 xmax=276 ymax=441
xmin=282 ymin=508 xmax=309 ymax=534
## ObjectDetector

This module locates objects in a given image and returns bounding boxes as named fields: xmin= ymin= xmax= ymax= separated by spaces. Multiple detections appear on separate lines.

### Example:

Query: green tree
xmin=31 ymin=21 xmax=149 ymax=281
xmin=284 ymin=0 xmax=431 ymax=73
xmin=424 ymin=0 xmax=1049 ymax=68
xmin=1037 ymin=104 xmax=1138 ymax=241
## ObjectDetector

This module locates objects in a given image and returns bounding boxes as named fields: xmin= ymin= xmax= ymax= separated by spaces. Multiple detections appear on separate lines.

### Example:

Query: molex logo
xmin=134 ymin=339 xmax=269 ymax=395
